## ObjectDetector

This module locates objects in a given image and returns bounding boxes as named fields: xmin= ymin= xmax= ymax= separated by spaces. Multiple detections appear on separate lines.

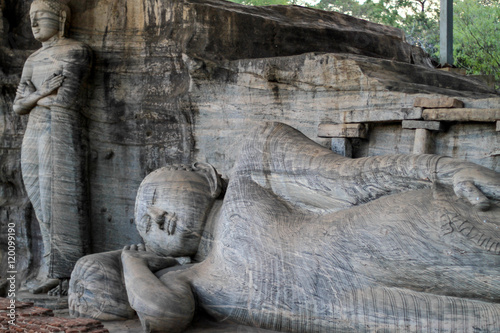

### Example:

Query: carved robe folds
xmin=19 ymin=38 xmax=92 ymax=279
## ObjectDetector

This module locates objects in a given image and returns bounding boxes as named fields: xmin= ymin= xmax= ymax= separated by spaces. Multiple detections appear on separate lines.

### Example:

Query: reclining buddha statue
xmin=69 ymin=122 xmax=500 ymax=332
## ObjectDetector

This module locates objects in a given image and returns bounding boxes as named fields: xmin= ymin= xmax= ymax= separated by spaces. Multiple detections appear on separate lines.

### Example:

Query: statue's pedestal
xmin=16 ymin=291 xmax=68 ymax=310
xmin=2 ymin=296 xmax=107 ymax=332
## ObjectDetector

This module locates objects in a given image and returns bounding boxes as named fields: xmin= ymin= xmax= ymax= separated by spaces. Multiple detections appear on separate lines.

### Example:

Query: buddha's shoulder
xmin=27 ymin=39 xmax=91 ymax=60
xmin=57 ymin=38 xmax=92 ymax=55
xmin=51 ymin=39 xmax=93 ymax=66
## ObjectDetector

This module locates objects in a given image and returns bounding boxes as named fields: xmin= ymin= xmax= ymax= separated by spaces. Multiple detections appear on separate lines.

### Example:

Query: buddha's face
xmin=135 ymin=168 xmax=216 ymax=257
xmin=30 ymin=3 xmax=61 ymax=42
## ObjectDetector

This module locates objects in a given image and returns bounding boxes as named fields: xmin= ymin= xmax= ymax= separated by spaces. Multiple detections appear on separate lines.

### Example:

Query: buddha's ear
xmin=59 ymin=10 xmax=67 ymax=37
xmin=193 ymin=162 xmax=222 ymax=199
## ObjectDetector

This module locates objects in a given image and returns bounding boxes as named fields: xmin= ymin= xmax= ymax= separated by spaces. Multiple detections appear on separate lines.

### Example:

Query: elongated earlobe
xmin=193 ymin=162 xmax=222 ymax=199
xmin=59 ymin=10 xmax=67 ymax=37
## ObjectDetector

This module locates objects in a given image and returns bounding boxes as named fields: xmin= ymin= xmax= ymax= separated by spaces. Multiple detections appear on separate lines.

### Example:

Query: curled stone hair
xmin=32 ymin=0 xmax=71 ymax=14
xmin=148 ymin=162 xmax=223 ymax=199
xmin=155 ymin=164 xmax=197 ymax=172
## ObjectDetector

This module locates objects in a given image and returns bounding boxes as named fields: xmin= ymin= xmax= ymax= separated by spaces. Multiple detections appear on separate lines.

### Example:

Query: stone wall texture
xmin=1 ymin=0 xmax=499 ymax=283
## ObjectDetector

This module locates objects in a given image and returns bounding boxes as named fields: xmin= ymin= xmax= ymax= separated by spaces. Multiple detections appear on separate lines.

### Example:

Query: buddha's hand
xmin=16 ymin=80 xmax=36 ymax=98
xmin=122 ymin=244 xmax=178 ymax=272
xmin=38 ymin=73 xmax=64 ymax=97
xmin=451 ymin=163 xmax=500 ymax=211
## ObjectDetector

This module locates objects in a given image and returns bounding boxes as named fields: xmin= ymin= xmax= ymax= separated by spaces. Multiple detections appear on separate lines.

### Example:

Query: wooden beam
xmin=423 ymin=108 xmax=500 ymax=122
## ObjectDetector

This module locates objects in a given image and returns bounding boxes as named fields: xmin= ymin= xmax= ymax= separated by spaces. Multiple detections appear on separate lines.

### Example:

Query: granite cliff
xmin=0 ymin=0 xmax=498 ymax=285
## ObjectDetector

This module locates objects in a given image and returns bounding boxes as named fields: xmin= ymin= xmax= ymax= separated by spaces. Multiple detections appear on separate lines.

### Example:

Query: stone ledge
xmin=338 ymin=107 xmax=423 ymax=123
xmin=402 ymin=120 xmax=443 ymax=131
xmin=422 ymin=108 xmax=500 ymax=122
xmin=413 ymin=97 xmax=464 ymax=109
xmin=318 ymin=123 xmax=367 ymax=138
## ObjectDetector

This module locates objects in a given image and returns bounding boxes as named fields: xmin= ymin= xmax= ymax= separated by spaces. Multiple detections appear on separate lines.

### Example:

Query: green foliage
xmin=355 ymin=0 xmax=440 ymax=57
xmin=398 ymin=1 xmax=440 ymax=57
xmin=315 ymin=0 xmax=401 ymax=25
xmin=454 ymin=0 xmax=500 ymax=86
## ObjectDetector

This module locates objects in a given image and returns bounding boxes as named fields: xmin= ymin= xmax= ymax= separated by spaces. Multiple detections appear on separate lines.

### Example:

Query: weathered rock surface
xmin=1 ymin=0 xmax=499 ymax=290
xmin=189 ymin=52 xmax=500 ymax=175
xmin=414 ymin=96 xmax=465 ymax=108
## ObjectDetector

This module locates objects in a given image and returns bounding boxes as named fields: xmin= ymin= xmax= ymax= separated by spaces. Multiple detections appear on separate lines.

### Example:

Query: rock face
xmin=188 ymin=52 xmax=500 ymax=175
xmin=1 ymin=0 xmax=499 ymax=288
xmin=177 ymin=0 xmax=431 ymax=65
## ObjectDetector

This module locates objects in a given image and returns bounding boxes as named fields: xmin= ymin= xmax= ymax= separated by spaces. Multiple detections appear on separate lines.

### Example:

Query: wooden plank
xmin=423 ymin=108 xmax=500 ymax=122
xmin=318 ymin=123 xmax=367 ymax=138
xmin=413 ymin=97 xmax=464 ymax=109
xmin=402 ymin=120 xmax=443 ymax=131
xmin=340 ymin=107 xmax=422 ymax=123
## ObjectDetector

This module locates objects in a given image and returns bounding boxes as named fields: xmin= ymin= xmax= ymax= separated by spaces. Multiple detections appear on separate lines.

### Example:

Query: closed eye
xmin=141 ymin=214 xmax=152 ymax=233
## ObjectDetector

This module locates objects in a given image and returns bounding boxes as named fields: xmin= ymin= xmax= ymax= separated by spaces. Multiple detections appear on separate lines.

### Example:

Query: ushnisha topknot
xmin=145 ymin=162 xmax=223 ymax=199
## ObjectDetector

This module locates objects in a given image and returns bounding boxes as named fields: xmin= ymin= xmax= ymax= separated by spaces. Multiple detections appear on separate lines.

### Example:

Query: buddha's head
xmin=135 ymin=163 xmax=222 ymax=257
xmin=30 ymin=0 xmax=71 ymax=42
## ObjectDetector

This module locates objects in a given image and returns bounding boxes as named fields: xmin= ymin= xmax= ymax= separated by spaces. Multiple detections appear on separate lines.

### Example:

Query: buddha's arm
xmin=13 ymin=61 xmax=64 ymax=115
xmin=47 ymin=44 xmax=92 ymax=110
xmin=244 ymin=123 xmax=500 ymax=211
xmin=435 ymin=157 xmax=500 ymax=210
xmin=250 ymin=152 xmax=441 ymax=211
xmin=317 ymin=154 xmax=499 ymax=210
xmin=121 ymin=250 xmax=195 ymax=333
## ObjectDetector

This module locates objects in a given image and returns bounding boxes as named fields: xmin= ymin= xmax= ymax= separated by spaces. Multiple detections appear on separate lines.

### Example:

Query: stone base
xmin=97 ymin=312 xmax=280 ymax=333
xmin=16 ymin=291 xmax=68 ymax=310
xmin=186 ymin=316 xmax=280 ymax=332
xmin=0 ymin=297 xmax=108 ymax=332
